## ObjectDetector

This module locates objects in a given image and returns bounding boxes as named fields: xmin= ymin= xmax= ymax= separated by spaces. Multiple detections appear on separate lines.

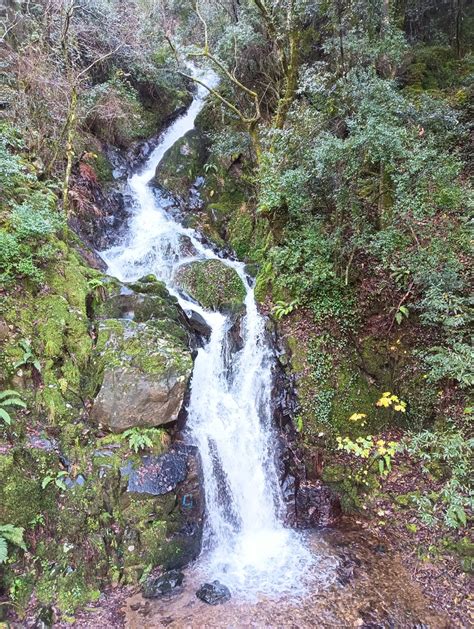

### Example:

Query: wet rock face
xmin=295 ymin=481 xmax=341 ymax=528
xmin=126 ymin=451 xmax=188 ymax=495
xmin=142 ymin=570 xmax=184 ymax=598
xmin=117 ymin=444 xmax=205 ymax=577
xmin=196 ymin=580 xmax=231 ymax=605
xmin=68 ymin=167 xmax=127 ymax=251
xmin=184 ymin=310 xmax=212 ymax=340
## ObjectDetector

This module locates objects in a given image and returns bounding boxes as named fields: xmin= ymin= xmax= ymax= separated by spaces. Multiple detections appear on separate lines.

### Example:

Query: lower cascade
xmin=102 ymin=75 xmax=313 ymax=597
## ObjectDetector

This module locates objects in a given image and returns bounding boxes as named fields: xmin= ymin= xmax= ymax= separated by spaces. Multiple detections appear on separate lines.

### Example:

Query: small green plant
xmin=13 ymin=339 xmax=41 ymax=373
xmin=41 ymin=470 xmax=69 ymax=491
xmin=87 ymin=277 xmax=105 ymax=290
xmin=272 ymin=299 xmax=299 ymax=320
xmin=336 ymin=435 xmax=399 ymax=480
xmin=395 ymin=305 xmax=409 ymax=325
xmin=0 ymin=524 xmax=27 ymax=564
xmin=122 ymin=427 xmax=162 ymax=453
xmin=0 ymin=389 xmax=26 ymax=425
xmin=203 ymin=162 xmax=218 ymax=174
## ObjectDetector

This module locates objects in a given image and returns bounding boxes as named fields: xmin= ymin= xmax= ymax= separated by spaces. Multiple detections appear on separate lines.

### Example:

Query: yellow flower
xmin=376 ymin=396 xmax=392 ymax=408
xmin=377 ymin=447 xmax=387 ymax=455
xmin=376 ymin=439 xmax=385 ymax=446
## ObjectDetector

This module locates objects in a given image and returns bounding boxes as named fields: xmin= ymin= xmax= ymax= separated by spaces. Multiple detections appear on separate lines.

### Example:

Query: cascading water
xmin=102 ymin=71 xmax=313 ymax=597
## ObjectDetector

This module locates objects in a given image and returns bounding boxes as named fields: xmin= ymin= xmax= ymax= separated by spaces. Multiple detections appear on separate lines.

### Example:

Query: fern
xmin=0 ymin=389 xmax=26 ymax=425
xmin=0 ymin=524 xmax=26 ymax=563
xmin=122 ymin=427 xmax=157 ymax=453
xmin=272 ymin=299 xmax=299 ymax=320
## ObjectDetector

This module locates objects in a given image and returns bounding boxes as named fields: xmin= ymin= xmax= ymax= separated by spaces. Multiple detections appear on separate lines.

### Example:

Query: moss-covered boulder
xmin=174 ymin=259 xmax=246 ymax=314
xmin=90 ymin=318 xmax=193 ymax=432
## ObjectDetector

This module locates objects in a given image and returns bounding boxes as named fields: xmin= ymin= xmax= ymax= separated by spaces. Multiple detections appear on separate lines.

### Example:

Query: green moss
xmin=0 ymin=449 xmax=58 ymax=528
xmin=175 ymin=259 xmax=246 ymax=313
xmin=155 ymin=128 xmax=207 ymax=198
xmin=92 ymin=318 xmax=192 ymax=404
xmin=93 ymin=152 xmax=114 ymax=183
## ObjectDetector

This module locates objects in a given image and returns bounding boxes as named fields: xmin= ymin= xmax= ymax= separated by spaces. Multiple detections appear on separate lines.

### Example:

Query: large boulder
xmin=90 ymin=275 xmax=194 ymax=432
xmin=91 ymin=318 xmax=193 ymax=432
xmin=174 ymin=259 xmax=246 ymax=314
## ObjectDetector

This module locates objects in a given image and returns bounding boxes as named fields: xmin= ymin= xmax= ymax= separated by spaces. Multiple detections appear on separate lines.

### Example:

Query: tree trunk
xmin=62 ymin=86 xmax=78 ymax=218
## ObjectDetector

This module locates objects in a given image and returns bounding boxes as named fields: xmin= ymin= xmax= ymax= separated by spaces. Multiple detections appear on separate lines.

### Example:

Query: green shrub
xmin=405 ymin=429 xmax=474 ymax=528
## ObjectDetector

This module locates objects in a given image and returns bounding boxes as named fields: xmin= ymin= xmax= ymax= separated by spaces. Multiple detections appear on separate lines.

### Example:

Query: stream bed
xmin=123 ymin=528 xmax=447 ymax=628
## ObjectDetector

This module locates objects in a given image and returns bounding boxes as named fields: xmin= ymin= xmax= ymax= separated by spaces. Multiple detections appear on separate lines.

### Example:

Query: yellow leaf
xmin=349 ymin=412 xmax=367 ymax=421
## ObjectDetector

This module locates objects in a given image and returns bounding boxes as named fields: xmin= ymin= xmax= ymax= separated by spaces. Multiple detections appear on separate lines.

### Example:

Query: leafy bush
xmin=0 ymin=130 xmax=64 ymax=286
xmin=422 ymin=342 xmax=474 ymax=389
xmin=122 ymin=427 xmax=165 ymax=453
xmin=406 ymin=429 xmax=474 ymax=528
xmin=269 ymin=223 xmax=352 ymax=321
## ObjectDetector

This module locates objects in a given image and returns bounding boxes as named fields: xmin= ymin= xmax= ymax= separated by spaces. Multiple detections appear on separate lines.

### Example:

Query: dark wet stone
xmin=126 ymin=451 xmax=188 ymax=496
xmin=296 ymin=481 xmax=341 ymax=528
xmin=185 ymin=310 xmax=212 ymax=338
xmin=142 ymin=570 xmax=184 ymax=598
xmin=28 ymin=435 xmax=58 ymax=452
xmin=196 ymin=580 xmax=231 ymax=605
xmin=227 ymin=316 xmax=244 ymax=354
xmin=64 ymin=474 xmax=86 ymax=489
xmin=336 ymin=551 xmax=362 ymax=586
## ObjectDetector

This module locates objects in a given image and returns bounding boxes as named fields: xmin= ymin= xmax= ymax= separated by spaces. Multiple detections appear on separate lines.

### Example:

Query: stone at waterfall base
xmin=142 ymin=570 xmax=184 ymax=598
xmin=196 ymin=580 xmax=231 ymax=605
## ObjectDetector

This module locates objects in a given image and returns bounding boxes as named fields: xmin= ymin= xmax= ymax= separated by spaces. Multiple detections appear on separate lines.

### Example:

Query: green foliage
xmin=0 ymin=524 xmax=27 ymax=564
xmin=0 ymin=389 xmax=26 ymax=426
xmin=337 ymin=435 xmax=399 ymax=480
xmin=406 ymin=429 xmax=474 ymax=529
xmin=268 ymin=224 xmax=352 ymax=322
xmin=41 ymin=470 xmax=69 ymax=491
xmin=422 ymin=342 xmax=474 ymax=389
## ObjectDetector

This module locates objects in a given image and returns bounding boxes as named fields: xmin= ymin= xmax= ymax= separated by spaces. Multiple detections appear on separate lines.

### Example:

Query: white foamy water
xmin=101 ymin=70 xmax=313 ymax=597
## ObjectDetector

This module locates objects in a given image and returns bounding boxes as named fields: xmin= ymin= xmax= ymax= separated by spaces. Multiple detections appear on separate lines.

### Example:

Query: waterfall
xmin=101 ymin=71 xmax=313 ymax=598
